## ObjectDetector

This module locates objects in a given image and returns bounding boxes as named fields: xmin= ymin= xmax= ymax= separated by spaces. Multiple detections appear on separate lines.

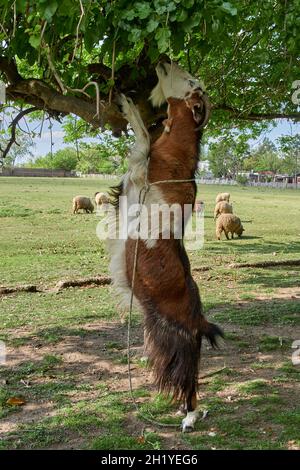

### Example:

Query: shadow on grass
xmin=208 ymin=240 xmax=300 ymax=256
xmin=237 ymin=235 xmax=263 ymax=240
xmin=212 ymin=297 xmax=300 ymax=326
xmin=243 ymin=266 xmax=300 ymax=289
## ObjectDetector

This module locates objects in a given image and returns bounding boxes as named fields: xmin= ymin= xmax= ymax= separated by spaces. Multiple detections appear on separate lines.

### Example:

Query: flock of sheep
xmin=72 ymin=192 xmax=109 ymax=214
xmin=72 ymin=191 xmax=244 ymax=240
xmin=214 ymin=192 xmax=244 ymax=240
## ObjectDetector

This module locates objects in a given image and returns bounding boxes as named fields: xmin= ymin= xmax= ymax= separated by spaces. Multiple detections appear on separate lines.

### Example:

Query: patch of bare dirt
xmin=1 ymin=316 xmax=299 ymax=449
xmin=255 ymin=286 xmax=300 ymax=300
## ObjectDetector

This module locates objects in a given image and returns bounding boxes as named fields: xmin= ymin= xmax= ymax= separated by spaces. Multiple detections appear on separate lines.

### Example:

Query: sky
xmin=30 ymin=117 xmax=299 ymax=158
xmin=1 ymin=110 xmax=299 ymax=164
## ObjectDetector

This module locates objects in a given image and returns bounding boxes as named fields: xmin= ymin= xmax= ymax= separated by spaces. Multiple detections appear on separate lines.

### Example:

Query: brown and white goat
xmin=107 ymin=62 xmax=223 ymax=432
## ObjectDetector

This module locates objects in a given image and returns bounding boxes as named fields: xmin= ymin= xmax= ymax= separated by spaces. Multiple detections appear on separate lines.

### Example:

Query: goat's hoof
xmin=181 ymin=410 xmax=199 ymax=433
xmin=116 ymin=93 xmax=131 ymax=117
xmin=181 ymin=424 xmax=194 ymax=433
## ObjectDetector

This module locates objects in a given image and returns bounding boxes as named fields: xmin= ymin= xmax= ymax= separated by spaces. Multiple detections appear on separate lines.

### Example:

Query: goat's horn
xmin=198 ymin=92 xmax=211 ymax=129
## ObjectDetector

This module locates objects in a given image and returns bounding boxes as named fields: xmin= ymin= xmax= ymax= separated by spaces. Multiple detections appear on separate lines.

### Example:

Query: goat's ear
xmin=162 ymin=118 xmax=173 ymax=133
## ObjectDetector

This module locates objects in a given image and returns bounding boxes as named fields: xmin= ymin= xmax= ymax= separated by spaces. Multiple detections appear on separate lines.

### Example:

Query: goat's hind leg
xmin=181 ymin=391 xmax=199 ymax=433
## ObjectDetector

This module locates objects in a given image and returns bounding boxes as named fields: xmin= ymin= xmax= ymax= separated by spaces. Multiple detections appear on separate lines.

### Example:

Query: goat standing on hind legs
xmin=107 ymin=61 xmax=223 ymax=432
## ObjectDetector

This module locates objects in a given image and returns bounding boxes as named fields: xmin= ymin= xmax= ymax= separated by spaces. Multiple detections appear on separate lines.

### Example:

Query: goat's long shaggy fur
xmin=124 ymin=97 xmax=223 ymax=405
xmin=141 ymin=239 xmax=223 ymax=400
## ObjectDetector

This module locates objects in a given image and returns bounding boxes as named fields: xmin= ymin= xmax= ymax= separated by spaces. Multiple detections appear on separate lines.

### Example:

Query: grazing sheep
xmin=216 ymin=213 xmax=244 ymax=240
xmin=72 ymin=196 xmax=94 ymax=214
xmin=95 ymin=192 xmax=110 ymax=208
xmin=215 ymin=192 xmax=230 ymax=204
xmin=214 ymin=201 xmax=233 ymax=220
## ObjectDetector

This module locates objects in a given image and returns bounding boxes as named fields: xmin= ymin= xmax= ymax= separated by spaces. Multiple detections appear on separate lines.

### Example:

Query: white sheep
xmin=214 ymin=201 xmax=233 ymax=220
xmin=72 ymin=196 xmax=94 ymax=214
xmin=95 ymin=192 xmax=110 ymax=209
xmin=216 ymin=213 xmax=244 ymax=240
xmin=215 ymin=192 xmax=230 ymax=204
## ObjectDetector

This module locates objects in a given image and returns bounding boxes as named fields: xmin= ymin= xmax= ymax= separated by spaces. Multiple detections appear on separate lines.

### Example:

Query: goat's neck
xmin=168 ymin=121 xmax=201 ymax=173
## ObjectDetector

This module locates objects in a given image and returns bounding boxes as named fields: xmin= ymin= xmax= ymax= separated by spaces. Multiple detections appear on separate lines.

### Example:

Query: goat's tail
xmin=144 ymin=310 xmax=223 ymax=401
xmin=201 ymin=320 xmax=224 ymax=349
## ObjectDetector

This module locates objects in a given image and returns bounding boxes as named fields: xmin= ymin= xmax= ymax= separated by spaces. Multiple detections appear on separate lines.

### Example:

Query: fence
xmin=77 ymin=172 xmax=119 ymax=179
xmin=197 ymin=178 xmax=237 ymax=186
xmin=1 ymin=169 xmax=299 ymax=189
xmin=196 ymin=178 xmax=300 ymax=189
xmin=0 ymin=167 xmax=76 ymax=177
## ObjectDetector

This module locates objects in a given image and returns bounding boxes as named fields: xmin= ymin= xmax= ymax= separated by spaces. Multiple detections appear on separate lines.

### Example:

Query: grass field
xmin=0 ymin=176 xmax=299 ymax=450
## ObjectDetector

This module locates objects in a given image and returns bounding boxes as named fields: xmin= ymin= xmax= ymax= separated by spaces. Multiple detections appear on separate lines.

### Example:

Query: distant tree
xmin=77 ymin=133 xmax=133 ymax=174
xmin=25 ymin=132 xmax=133 ymax=174
xmin=254 ymin=138 xmax=277 ymax=155
xmin=278 ymin=134 xmax=300 ymax=178
xmin=255 ymin=152 xmax=283 ymax=174
xmin=0 ymin=128 xmax=34 ymax=167
xmin=244 ymin=138 xmax=282 ymax=173
xmin=62 ymin=115 xmax=96 ymax=161
xmin=207 ymin=133 xmax=250 ymax=178
xmin=26 ymin=147 xmax=78 ymax=171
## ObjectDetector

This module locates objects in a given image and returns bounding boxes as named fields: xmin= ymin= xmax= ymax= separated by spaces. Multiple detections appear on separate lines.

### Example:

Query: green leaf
xmin=147 ymin=19 xmax=159 ymax=33
xmin=220 ymin=2 xmax=237 ymax=16
xmin=177 ymin=9 xmax=188 ymax=22
xmin=183 ymin=11 xmax=202 ymax=32
xmin=128 ymin=28 xmax=142 ymax=43
xmin=122 ymin=10 xmax=136 ymax=21
xmin=29 ymin=35 xmax=41 ymax=49
xmin=57 ymin=0 xmax=76 ymax=16
xmin=155 ymin=27 xmax=171 ymax=53
xmin=182 ymin=0 xmax=194 ymax=7
xmin=42 ymin=1 xmax=58 ymax=22
xmin=136 ymin=2 xmax=152 ymax=19
xmin=154 ymin=0 xmax=176 ymax=14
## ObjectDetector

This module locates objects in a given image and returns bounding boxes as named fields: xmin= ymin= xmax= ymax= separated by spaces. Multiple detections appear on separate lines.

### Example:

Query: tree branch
xmin=0 ymin=107 xmax=38 ymax=160
xmin=6 ymin=78 xmax=127 ymax=134
xmin=213 ymin=104 xmax=300 ymax=121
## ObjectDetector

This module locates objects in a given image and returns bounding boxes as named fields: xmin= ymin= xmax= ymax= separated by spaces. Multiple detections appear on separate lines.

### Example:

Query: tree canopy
xmin=207 ymin=135 xmax=300 ymax=177
xmin=0 ymin=0 xmax=300 ymax=159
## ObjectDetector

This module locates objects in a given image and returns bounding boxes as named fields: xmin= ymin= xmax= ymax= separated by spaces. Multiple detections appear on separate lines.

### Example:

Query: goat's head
xmin=164 ymin=91 xmax=211 ymax=131
xmin=150 ymin=61 xmax=205 ymax=106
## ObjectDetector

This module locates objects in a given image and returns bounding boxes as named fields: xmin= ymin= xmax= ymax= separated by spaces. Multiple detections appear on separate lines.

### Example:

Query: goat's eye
xmin=188 ymin=79 xmax=195 ymax=87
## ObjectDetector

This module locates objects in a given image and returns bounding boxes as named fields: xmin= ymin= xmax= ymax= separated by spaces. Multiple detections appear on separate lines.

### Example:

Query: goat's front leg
xmin=117 ymin=94 xmax=150 ymax=185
